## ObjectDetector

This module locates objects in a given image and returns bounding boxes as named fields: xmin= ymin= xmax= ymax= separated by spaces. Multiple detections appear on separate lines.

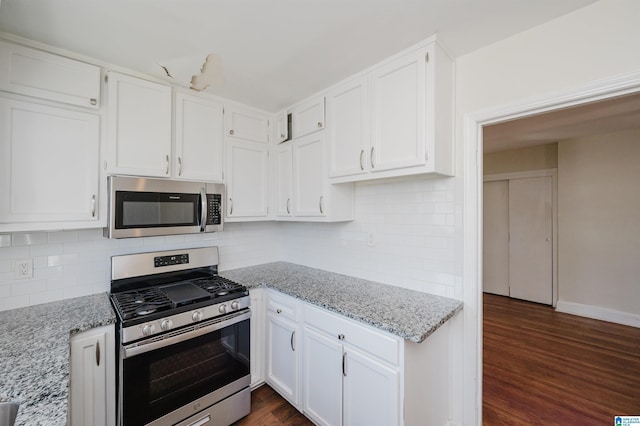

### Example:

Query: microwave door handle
xmin=199 ymin=188 xmax=208 ymax=232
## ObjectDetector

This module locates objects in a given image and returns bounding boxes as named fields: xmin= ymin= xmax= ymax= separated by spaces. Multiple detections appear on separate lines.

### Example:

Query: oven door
xmin=119 ymin=310 xmax=250 ymax=426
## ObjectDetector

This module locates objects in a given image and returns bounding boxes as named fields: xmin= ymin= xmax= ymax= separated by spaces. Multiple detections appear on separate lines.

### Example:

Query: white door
xmin=293 ymin=134 xmax=325 ymax=217
xmin=509 ymin=176 xmax=553 ymax=305
xmin=0 ymin=98 xmax=100 ymax=225
xmin=266 ymin=314 xmax=300 ymax=407
xmin=342 ymin=347 xmax=399 ymax=426
xmin=106 ymin=71 xmax=172 ymax=177
xmin=302 ymin=327 xmax=343 ymax=426
xmin=226 ymin=140 xmax=269 ymax=219
xmin=174 ymin=92 xmax=223 ymax=181
xmin=326 ymin=76 xmax=369 ymax=178
xmin=483 ymin=181 xmax=510 ymax=296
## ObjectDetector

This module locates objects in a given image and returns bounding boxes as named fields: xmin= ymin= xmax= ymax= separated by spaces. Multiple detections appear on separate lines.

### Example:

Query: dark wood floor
xmin=233 ymin=385 xmax=312 ymax=426
xmin=234 ymin=295 xmax=640 ymax=425
xmin=483 ymin=293 xmax=640 ymax=425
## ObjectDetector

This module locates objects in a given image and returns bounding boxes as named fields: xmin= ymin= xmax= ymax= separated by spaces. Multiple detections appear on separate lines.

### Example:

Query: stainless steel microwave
xmin=105 ymin=176 xmax=224 ymax=239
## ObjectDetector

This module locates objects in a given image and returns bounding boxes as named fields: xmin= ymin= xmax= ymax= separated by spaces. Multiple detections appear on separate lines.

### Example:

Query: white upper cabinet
xmin=106 ymin=71 xmax=172 ymax=177
xmin=0 ymin=97 xmax=101 ymax=231
xmin=326 ymin=76 xmax=369 ymax=178
xmin=0 ymin=40 xmax=101 ymax=109
xmin=174 ymin=92 xmax=224 ymax=181
xmin=328 ymin=37 xmax=454 ymax=183
xmin=224 ymin=106 xmax=269 ymax=143
xmin=224 ymin=105 xmax=270 ymax=221
xmin=275 ymin=143 xmax=293 ymax=217
xmin=290 ymin=96 xmax=325 ymax=138
xmin=276 ymin=134 xmax=353 ymax=222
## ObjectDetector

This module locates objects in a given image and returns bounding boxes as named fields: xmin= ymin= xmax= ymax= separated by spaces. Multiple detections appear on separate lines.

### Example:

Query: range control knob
xmin=219 ymin=304 xmax=227 ymax=314
xmin=231 ymin=300 xmax=240 ymax=310
xmin=192 ymin=311 xmax=203 ymax=322
xmin=142 ymin=324 xmax=155 ymax=336
xmin=160 ymin=319 xmax=173 ymax=331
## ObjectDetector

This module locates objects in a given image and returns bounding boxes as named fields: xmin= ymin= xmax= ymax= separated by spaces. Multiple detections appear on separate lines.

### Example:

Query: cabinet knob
xmin=317 ymin=122 xmax=323 ymax=128
xmin=338 ymin=334 xmax=345 ymax=341
xmin=229 ymin=129 xmax=235 ymax=135
xmin=276 ymin=308 xmax=282 ymax=314
xmin=280 ymin=133 xmax=286 ymax=139
xmin=89 ymin=98 xmax=97 ymax=106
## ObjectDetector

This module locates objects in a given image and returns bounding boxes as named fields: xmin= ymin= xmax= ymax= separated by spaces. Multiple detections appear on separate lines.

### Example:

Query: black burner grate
xmin=111 ymin=288 xmax=174 ymax=320
xmin=191 ymin=276 xmax=246 ymax=297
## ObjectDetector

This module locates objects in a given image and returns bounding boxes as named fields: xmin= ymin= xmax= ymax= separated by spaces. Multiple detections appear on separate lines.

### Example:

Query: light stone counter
xmin=0 ymin=292 xmax=116 ymax=426
xmin=220 ymin=262 xmax=462 ymax=343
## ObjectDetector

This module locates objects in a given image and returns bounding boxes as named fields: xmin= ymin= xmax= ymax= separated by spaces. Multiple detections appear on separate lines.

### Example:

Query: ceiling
xmin=0 ymin=0 xmax=598 ymax=112
xmin=483 ymin=92 xmax=640 ymax=153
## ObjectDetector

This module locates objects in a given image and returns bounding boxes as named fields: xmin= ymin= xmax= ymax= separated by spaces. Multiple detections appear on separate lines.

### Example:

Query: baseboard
xmin=555 ymin=300 xmax=640 ymax=328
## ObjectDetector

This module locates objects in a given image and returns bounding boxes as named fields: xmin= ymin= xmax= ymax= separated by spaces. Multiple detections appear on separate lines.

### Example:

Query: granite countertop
xmin=220 ymin=262 xmax=462 ymax=343
xmin=0 ymin=292 xmax=116 ymax=426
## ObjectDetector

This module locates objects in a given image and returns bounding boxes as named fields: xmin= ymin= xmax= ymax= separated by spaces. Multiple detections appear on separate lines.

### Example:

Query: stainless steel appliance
xmin=109 ymin=246 xmax=250 ymax=426
xmin=105 ymin=176 xmax=224 ymax=239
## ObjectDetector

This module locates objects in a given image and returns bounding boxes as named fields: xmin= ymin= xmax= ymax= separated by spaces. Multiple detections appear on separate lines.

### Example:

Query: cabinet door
xmin=174 ymin=92 xmax=223 ymax=181
xmin=69 ymin=325 xmax=116 ymax=426
xmin=292 ymin=134 xmax=325 ymax=217
xmin=370 ymin=49 xmax=426 ymax=172
xmin=327 ymin=76 xmax=369 ymax=178
xmin=106 ymin=71 xmax=172 ymax=177
xmin=275 ymin=143 xmax=293 ymax=217
xmin=303 ymin=327 xmax=343 ymax=426
xmin=266 ymin=314 xmax=300 ymax=407
xmin=275 ymin=112 xmax=289 ymax=144
xmin=291 ymin=96 xmax=325 ymax=138
xmin=343 ymin=347 xmax=400 ymax=426
xmin=226 ymin=140 xmax=269 ymax=219
xmin=0 ymin=40 xmax=101 ymax=108
xmin=0 ymin=98 xmax=100 ymax=225
xmin=224 ymin=106 xmax=269 ymax=143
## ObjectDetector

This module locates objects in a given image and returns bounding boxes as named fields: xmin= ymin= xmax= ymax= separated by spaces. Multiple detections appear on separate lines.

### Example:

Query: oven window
xmin=121 ymin=318 xmax=250 ymax=425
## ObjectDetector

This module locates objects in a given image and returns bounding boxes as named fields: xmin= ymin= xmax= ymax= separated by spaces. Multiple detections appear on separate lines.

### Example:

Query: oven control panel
xmin=154 ymin=254 xmax=189 ymax=268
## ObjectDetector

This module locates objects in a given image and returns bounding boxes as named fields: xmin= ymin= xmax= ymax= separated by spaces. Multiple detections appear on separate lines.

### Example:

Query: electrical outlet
xmin=367 ymin=231 xmax=377 ymax=247
xmin=14 ymin=259 xmax=33 ymax=279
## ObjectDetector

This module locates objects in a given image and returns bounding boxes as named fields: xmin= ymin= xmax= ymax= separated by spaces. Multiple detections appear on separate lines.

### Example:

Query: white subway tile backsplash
xmin=0 ymin=235 xmax=12 ymax=247
xmin=12 ymin=233 xmax=48 ymax=246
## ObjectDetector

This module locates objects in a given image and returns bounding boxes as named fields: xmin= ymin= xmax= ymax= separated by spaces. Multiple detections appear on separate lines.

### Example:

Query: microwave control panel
xmin=206 ymin=194 xmax=222 ymax=225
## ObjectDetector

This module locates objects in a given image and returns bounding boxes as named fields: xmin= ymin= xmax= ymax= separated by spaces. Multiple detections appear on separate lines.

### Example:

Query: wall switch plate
xmin=14 ymin=259 xmax=33 ymax=279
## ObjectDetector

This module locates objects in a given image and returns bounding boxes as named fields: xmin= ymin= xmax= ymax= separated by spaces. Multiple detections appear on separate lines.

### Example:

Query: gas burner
xmin=135 ymin=305 xmax=157 ymax=316
xmin=110 ymin=288 xmax=173 ymax=321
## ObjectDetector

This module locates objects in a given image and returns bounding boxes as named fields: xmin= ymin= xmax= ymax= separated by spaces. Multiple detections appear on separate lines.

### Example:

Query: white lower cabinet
xmin=265 ymin=291 xmax=301 ymax=408
xmin=69 ymin=324 xmax=116 ymax=426
xmin=303 ymin=303 xmax=401 ymax=426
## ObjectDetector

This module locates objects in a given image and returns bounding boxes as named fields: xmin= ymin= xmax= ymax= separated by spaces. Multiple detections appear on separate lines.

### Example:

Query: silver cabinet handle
xmin=290 ymin=330 xmax=295 ymax=352
xmin=165 ymin=154 xmax=170 ymax=175
xmin=317 ymin=122 xmax=323 ymax=128
xmin=286 ymin=198 xmax=291 ymax=214
xmin=188 ymin=415 xmax=211 ymax=426
xmin=370 ymin=147 xmax=375 ymax=169
xmin=359 ymin=150 xmax=364 ymax=170
xmin=229 ymin=129 xmax=235 ymax=135
xmin=342 ymin=352 xmax=347 ymax=377
xmin=178 ymin=157 xmax=183 ymax=176
xmin=319 ymin=195 xmax=324 ymax=214
xmin=90 ymin=194 xmax=96 ymax=218
xmin=229 ymin=198 xmax=233 ymax=215
xmin=95 ymin=340 xmax=100 ymax=366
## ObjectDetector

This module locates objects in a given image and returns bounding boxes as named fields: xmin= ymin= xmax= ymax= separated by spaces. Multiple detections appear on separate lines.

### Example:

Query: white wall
xmin=557 ymin=128 xmax=640 ymax=318
xmin=456 ymin=0 xmax=640 ymax=424
xmin=0 ymin=222 xmax=283 ymax=311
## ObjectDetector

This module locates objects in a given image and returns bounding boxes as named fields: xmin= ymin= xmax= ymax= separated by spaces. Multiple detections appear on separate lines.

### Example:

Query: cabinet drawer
xmin=267 ymin=290 xmax=299 ymax=322
xmin=304 ymin=304 xmax=400 ymax=366
xmin=0 ymin=40 xmax=101 ymax=108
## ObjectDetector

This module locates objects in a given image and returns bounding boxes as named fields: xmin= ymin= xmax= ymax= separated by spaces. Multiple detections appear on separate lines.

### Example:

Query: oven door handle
xmin=123 ymin=310 xmax=250 ymax=359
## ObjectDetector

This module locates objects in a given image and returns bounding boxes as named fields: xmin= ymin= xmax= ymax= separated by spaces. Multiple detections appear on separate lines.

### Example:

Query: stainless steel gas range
xmin=109 ymin=246 xmax=251 ymax=426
